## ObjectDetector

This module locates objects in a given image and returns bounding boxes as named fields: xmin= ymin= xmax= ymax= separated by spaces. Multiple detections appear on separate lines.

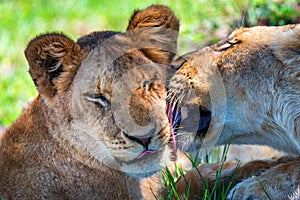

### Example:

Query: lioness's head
xmin=169 ymin=24 xmax=300 ymax=155
xmin=25 ymin=5 xmax=179 ymax=175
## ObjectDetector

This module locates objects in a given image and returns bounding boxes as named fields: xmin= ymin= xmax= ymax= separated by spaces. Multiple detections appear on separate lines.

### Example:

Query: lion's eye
xmin=214 ymin=37 xmax=240 ymax=51
xmin=86 ymin=94 xmax=110 ymax=107
xmin=217 ymin=42 xmax=233 ymax=51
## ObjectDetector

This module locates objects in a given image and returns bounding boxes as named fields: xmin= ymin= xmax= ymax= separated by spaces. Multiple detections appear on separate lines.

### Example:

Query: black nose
xmin=178 ymin=105 xmax=211 ymax=137
xmin=197 ymin=106 xmax=211 ymax=137
xmin=124 ymin=133 xmax=151 ymax=149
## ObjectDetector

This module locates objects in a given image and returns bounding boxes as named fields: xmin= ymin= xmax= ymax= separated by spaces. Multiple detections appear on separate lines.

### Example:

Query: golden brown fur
xmin=170 ymin=24 xmax=300 ymax=199
xmin=0 ymin=5 xmax=179 ymax=199
xmin=175 ymin=156 xmax=300 ymax=199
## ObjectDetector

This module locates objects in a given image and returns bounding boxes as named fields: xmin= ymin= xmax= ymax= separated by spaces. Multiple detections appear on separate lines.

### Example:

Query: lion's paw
xmin=228 ymin=160 xmax=300 ymax=200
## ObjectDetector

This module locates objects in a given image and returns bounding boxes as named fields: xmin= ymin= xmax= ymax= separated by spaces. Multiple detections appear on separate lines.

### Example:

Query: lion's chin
xmin=119 ymin=147 xmax=174 ymax=175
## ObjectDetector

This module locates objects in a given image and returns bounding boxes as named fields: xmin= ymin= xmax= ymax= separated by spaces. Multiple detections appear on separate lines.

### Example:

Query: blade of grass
xmin=254 ymin=176 xmax=272 ymax=200
xmin=162 ymin=166 xmax=181 ymax=200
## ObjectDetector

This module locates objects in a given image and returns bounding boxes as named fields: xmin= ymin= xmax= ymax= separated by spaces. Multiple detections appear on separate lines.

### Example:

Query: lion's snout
xmin=127 ymin=80 xmax=168 ymax=131
xmin=129 ymin=103 xmax=151 ymax=127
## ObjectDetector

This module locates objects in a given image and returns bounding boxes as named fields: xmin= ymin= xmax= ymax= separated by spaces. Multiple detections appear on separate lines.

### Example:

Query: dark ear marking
xmin=45 ymin=56 xmax=63 ymax=84
xmin=25 ymin=33 xmax=81 ymax=98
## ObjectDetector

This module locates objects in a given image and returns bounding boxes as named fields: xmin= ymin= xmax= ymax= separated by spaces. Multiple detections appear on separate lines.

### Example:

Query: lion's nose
xmin=179 ymin=105 xmax=211 ymax=137
xmin=124 ymin=133 xmax=152 ymax=149
xmin=197 ymin=106 xmax=211 ymax=137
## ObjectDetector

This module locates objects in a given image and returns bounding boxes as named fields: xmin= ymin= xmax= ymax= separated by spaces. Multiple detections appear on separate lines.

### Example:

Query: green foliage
xmin=246 ymin=0 xmax=300 ymax=26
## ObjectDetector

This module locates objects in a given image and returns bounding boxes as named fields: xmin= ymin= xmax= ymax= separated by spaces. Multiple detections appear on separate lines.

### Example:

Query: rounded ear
xmin=127 ymin=5 xmax=180 ymax=65
xmin=25 ymin=33 xmax=82 ymax=99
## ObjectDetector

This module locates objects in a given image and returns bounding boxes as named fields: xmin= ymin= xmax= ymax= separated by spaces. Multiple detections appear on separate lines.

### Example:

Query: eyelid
xmin=217 ymin=42 xmax=233 ymax=50
xmin=100 ymin=93 xmax=111 ymax=102
xmin=213 ymin=37 xmax=240 ymax=51
xmin=86 ymin=93 xmax=110 ymax=107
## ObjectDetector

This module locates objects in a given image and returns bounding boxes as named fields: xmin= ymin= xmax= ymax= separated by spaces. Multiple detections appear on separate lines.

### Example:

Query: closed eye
xmin=213 ymin=37 xmax=240 ymax=51
xmin=86 ymin=94 xmax=110 ymax=107
xmin=216 ymin=42 xmax=233 ymax=51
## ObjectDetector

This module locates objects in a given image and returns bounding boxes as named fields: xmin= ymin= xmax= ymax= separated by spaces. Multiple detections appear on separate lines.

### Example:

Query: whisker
xmin=166 ymin=87 xmax=177 ymax=99
xmin=171 ymin=98 xmax=179 ymax=112
xmin=79 ymin=138 xmax=113 ymax=142
xmin=184 ymin=85 xmax=193 ymax=104
xmin=168 ymin=84 xmax=185 ymax=104
xmin=177 ymin=89 xmax=186 ymax=106
xmin=175 ymin=126 xmax=185 ymax=130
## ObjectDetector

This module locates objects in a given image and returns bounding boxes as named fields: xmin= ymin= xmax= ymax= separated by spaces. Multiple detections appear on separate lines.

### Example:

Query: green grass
xmin=1 ymin=0 xmax=299 ymax=126
xmin=160 ymin=144 xmax=242 ymax=200
xmin=253 ymin=176 xmax=272 ymax=200
xmin=160 ymin=134 xmax=241 ymax=200
xmin=245 ymin=0 xmax=300 ymax=26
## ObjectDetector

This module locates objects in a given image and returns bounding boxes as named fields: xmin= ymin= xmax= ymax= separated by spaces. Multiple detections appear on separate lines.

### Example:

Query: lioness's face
xmin=169 ymin=24 xmax=300 ymax=155
xmin=169 ymin=48 xmax=225 ymax=155
xmin=25 ymin=5 xmax=179 ymax=175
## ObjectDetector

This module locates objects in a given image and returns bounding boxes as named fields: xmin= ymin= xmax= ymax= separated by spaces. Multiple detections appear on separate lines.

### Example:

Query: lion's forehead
xmin=97 ymin=65 xmax=166 ymax=97
xmin=77 ymin=31 xmax=171 ymax=99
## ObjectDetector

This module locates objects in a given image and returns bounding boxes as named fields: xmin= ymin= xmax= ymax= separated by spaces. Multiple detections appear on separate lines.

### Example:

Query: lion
xmin=169 ymin=24 xmax=300 ymax=199
xmin=0 ymin=5 xmax=180 ymax=199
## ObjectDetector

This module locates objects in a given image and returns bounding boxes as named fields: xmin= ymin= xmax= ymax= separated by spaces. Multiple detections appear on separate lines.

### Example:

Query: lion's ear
xmin=273 ymin=24 xmax=300 ymax=64
xmin=25 ymin=33 xmax=82 ymax=99
xmin=127 ymin=5 xmax=179 ymax=65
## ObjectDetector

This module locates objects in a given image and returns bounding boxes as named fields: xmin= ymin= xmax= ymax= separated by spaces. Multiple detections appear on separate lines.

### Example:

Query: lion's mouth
xmin=134 ymin=103 xmax=181 ymax=161
xmin=167 ymin=102 xmax=181 ymax=161
xmin=136 ymin=149 xmax=156 ymax=159
xmin=127 ymin=103 xmax=181 ymax=161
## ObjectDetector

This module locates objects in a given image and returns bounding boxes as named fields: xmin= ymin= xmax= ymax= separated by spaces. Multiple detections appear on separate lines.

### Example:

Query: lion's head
xmin=24 ymin=5 xmax=180 ymax=175
xmin=169 ymin=24 xmax=300 ymax=155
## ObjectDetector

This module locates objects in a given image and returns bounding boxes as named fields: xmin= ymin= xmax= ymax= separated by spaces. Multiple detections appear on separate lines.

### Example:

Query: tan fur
xmin=0 ymin=5 xmax=179 ymax=199
xmin=213 ymin=144 xmax=284 ymax=162
xmin=170 ymin=24 xmax=300 ymax=199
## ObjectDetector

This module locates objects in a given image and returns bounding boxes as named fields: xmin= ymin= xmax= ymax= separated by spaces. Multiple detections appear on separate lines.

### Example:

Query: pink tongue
xmin=167 ymin=104 xmax=177 ymax=161
xmin=136 ymin=104 xmax=177 ymax=160
xmin=137 ymin=149 xmax=156 ymax=159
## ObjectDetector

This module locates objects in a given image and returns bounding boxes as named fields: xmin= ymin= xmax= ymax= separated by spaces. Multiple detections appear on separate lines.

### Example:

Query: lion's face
xmin=25 ymin=5 xmax=180 ymax=175
xmin=169 ymin=24 xmax=300 ymax=155
xmin=168 ymin=49 xmax=225 ymax=155
xmin=71 ymin=40 xmax=175 ymax=174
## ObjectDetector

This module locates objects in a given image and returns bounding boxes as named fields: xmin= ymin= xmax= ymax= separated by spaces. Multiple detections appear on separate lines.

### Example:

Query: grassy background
xmin=0 ymin=0 xmax=299 ymax=126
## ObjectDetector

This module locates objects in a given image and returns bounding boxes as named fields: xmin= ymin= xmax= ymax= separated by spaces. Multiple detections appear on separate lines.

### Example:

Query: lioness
xmin=0 ymin=5 xmax=179 ymax=199
xmin=169 ymin=24 xmax=300 ymax=199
